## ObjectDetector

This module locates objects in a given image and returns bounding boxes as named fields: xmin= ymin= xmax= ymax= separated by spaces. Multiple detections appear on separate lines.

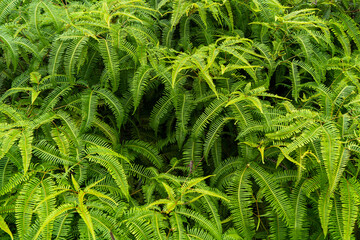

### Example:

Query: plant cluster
xmin=1 ymin=0 xmax=360 ymax=239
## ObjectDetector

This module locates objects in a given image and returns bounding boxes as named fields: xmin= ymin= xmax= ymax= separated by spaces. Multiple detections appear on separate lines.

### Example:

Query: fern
xmin=1 ymin=0 xmax=360 ymax=239
xmin=228 ymin=166 xmax=255 ymax=239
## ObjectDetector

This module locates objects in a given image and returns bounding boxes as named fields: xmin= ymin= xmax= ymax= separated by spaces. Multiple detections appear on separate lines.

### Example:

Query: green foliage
xmin=1 ymin=0 xmax=360 ymax=239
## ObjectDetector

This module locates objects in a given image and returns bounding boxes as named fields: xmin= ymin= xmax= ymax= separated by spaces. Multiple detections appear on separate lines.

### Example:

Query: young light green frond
xmin=32 ymin=203 xmax=76 ymax=240
xmin=0 ymin=129 xmax=21 ymax=159
xmin=0 ymin=215 xmax=13 ymax=240
xmin=0 ymin=171 xmax=33 ymax=196
xmin=320 ymin=122 xmax=340 ymax=187
xmin=37 ymin=178 xmax=56 ymax=240
xmin=77 ymin=190 xmax=96 ymax=240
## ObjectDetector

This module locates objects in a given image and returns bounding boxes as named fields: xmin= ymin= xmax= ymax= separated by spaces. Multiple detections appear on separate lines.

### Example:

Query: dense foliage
xmin=1 ymin=0 xmax=360 ymax=239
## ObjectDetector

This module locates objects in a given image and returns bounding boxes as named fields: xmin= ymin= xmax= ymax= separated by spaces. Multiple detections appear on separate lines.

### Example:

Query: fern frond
xmin=87 ymin=155 xmax=129 ymax=199
xmin=290 ymin=181 xmax=309 ymax=240
xmin=0 ymin=28 xmax=18 ymax=69
xmin=131 ymin=65 xmax=154 ymax=111
xmin=149 ymin=93 xmax=174 ymax=132
xmin=0 ymin=0 xmax=22 ymax=24
xmin=249 ymin=163 xmax=292 ymax=225
xmin=192 ymin=95 xmax=227 ymax=138
xmin=80 ymin=90 xmax=98 ymax=132
xmin=40 ymin=85 xmax=73 ymax=113
xmin=175 ymin=92 xmax=195 ymax=147
xmin=340 ymin=178 xmax=358 ymax=240
xmin=122 ymin=140 xmax=164 ymax=168
xmin=95 ymin=88 xmax=124 ymax=129
xmin=15 ymin=178 xmax=41 ymax=240
xmin=228 ymin=166 xmax=255 ymax=239
xmin=18 ymin=129 xmax=33 ymax=174
xmin=64 ymin=36 xmax=89 ymax=81
xmin=98 ymin=39 xmax=120 ymax=92
xmin=48 ymin=40 xmax=69 ymax=81
xmin=176 ymin=208 xmax=222 ymax=240
xmin=33 ymin=141 xmax=74 ymax=165
xmin=0 ymin=214 xmax=13 ymax=240
xmin=32 ymin=203 xmax=76 ymax=240
xmin=203 ymin=117 xmax=230 ymax=159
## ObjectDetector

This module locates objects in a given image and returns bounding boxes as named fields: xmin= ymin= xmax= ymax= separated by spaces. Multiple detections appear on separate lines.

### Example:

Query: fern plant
xmin=1 ymin=0 xmax=360 ymax=239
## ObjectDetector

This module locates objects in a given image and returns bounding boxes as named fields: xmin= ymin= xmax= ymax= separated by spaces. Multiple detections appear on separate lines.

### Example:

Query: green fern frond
xmin=15 ymin=178 xmax=41 ymax=240
xmin=192 ymin=95 xmax=227 ymax=138
xmin=290 ymin=181 xmax=309 ymax=240
xmin=249 ymin=163 xmax=292 ymax=225
xmin=149 ymin=93 xmax=174 ymax=132
xmin=0 ymin=0 xmax=22 ymax=24
xmin=122 ymin=140 xmax=164 ymax=168
xmin=33 ymin=141 xmax=74 ymax=165
xmin=48 ymin=40 xmax=69 ymax=81
xmin=131 ymin=65 xmax=154 ymax=111
xmin=228 ymin=166 xmax=255 ymax=240
xmin=175 ymin=92 xmax=195 ymax=147
xmin=177 ymin=208 xmax=222 ymax=240
xmin=95 ymin=88 xmax=124 ymax=129
xmin=0 ymin=28 xmax=18 ymax=69
xmin=32 ymin=203 xmax=76 ymax=240
xmin=64 ymin=36 xmax=89 ymax=81
xmin=203 ymin=117 xmax=230 ymax=159
xmin=87 ymin=154 xmax=129 ymax=199
xmin=18 ymin=129 xmax=33 ymax=174
xmin=0 ymin=215 xmax=13 ymax=240
xmin=80 ymin=90 xmax=98 ymax=132
xmin=340 ymin=179 xmax=358 ymax=240
xmin=98 ymin=39 xmax=120 ymax=92
xmin=40 ymin=85 xmax=73 ymax=113
xmin=334 ymin=12 xmax=360 ymax=51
